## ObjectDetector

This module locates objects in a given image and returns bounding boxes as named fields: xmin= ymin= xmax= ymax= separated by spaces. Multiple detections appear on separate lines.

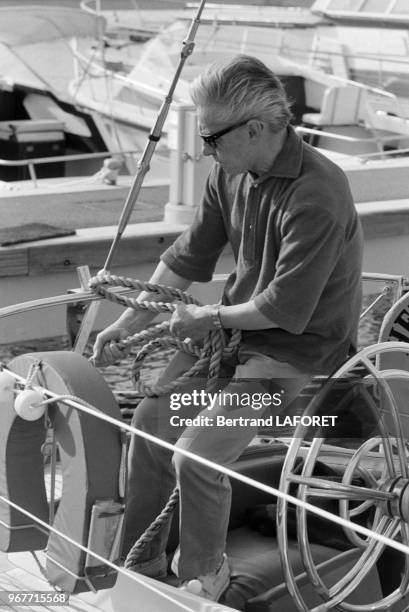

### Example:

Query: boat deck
xmin=0 ymin=177 xmax=168 ymax=231
xmin=0 ymin=561 xmax=100 ymax=612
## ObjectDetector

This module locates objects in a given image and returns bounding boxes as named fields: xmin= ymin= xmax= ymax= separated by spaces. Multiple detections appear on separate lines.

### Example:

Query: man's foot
xmin=124 ymin=552 xmax=167 ymax=578
xmin=178 ymin=554 xmax=230 ymax=602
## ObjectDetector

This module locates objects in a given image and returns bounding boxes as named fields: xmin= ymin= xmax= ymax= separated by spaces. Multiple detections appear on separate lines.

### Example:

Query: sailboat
xmin=1 ymin=4 xmax=409 ymax=608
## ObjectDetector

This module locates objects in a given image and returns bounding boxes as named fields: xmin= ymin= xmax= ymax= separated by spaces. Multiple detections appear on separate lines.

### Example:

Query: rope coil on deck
xmin=88 ymin=272 xmax=242 ymax=396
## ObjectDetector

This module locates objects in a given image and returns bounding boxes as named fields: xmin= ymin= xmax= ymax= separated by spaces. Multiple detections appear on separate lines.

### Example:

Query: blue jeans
xmin=123 ymin=347 xmax=310 ymax=580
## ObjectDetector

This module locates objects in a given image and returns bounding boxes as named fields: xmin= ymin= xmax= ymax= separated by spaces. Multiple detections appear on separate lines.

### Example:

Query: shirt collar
xmin=249 ymin=125 xmax=303 ymax=186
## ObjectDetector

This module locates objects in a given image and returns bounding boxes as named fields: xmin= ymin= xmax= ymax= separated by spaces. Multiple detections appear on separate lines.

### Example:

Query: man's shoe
xmin=170 ymin=546 xmax=180 ymax=576
xmin=124 ymin=552 xmax=167 ymax=578
xmin=179 ymin=554 xmax=230 ymax=602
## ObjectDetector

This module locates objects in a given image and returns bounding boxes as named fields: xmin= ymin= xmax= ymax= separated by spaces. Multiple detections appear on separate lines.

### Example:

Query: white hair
xmin=190 ymin=55 xmax=292 ymax=131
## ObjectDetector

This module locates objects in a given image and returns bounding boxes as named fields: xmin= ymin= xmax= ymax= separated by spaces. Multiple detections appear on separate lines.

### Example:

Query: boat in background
xmin=68 ymin=4 xmax=333 ymax=151
xmin=69 ymin=0 xmax=409 ymax=153
xmin=310 ymin=0 xmax=409 ymax=87
xmin=1 ymin=1 xmax=409 ymax=183
xmin=0 ymin=5 xmax=113 ymax=180
xmin=0 ymin=4 xmax=172 ymax=180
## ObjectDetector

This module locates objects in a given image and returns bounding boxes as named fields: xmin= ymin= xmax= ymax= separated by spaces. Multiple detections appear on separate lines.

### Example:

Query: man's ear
xmin=247 ymin=119 xmax=264 ymax=141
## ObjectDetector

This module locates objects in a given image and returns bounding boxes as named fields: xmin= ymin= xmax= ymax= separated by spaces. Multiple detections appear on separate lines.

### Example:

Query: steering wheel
xmin=277 ymin=341 xmax=409 ymax=611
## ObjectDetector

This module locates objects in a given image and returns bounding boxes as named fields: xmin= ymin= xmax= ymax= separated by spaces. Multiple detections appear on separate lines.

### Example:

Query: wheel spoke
xmin=355 ymin=466 xmax=380 ymax=489
xmin=349 ymin=499 xmax=376 ymax=517
xmin=288 ymin=474 xmax=395 ymax=502
xmin=380 ymin=384 xmax=409 ymax=478
xmin=361 ymin=356 xmax=405 ymax=478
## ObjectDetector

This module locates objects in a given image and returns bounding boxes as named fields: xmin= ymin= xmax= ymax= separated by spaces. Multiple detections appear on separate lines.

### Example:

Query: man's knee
xmin=131 ymin=396 xmax=162 ymax=432
xmin=172 ymin=449 xmax=201 ymax=482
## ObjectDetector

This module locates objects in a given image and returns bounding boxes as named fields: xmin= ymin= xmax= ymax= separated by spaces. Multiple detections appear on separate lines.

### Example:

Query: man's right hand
xmin=92 ymin=326 xmax=131 ymax=366
xmin=90 ymin=262 xmax=192 ymax=367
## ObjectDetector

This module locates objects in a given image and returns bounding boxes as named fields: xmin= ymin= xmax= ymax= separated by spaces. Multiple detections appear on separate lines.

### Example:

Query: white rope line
xmin=0 ymin=495 xmax=203 ymax=612
xmin=5 ymin=367 xmax=409 ymax=559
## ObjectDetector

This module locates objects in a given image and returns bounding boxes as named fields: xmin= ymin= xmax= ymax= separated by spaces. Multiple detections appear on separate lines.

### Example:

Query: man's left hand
xmin=169 ymin=303 xmax=216 ymax=341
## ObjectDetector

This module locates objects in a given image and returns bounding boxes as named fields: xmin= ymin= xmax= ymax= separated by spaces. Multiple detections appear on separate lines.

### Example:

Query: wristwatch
xmin=209 ymin=305 xmax=223 ymax=330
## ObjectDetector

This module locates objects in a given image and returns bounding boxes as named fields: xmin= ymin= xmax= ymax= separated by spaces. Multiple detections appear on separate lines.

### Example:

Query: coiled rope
xmin=88 ymin=272 xmax=241 ymax=570
xmin=88 ymin=273 xmax=241 ymax=396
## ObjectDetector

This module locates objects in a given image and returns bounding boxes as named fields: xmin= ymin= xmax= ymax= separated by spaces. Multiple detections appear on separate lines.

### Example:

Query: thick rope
xmin=25 ymin=361 xmax=42 ymax=389
xmin=88 ymin=272 xmax=242 ymax=571
xmin=88 ymin=273 xmax=241 ymax=396
xmin=124 ymin=488 xmax=180 ymax=570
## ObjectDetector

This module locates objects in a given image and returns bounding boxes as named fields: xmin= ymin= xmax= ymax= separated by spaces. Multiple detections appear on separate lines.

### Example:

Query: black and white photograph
xmin=1 ymin=0 xmax=409 ymax=610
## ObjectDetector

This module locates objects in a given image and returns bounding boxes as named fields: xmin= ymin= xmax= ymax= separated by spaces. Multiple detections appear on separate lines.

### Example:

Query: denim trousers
xmin=122 ymin=347 xmax=311 ymax=581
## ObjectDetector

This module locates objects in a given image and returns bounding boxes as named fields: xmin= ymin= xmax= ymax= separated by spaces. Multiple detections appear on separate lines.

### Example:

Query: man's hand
xmin=92 ymin=325 xmax=131 ymax=366
xmin=169 ymin=304 xmax=217 ymax=341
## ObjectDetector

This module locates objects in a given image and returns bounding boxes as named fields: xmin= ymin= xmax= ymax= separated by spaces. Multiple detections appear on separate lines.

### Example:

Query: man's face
xmin=198 ymin=107 xmax=251 ymax=176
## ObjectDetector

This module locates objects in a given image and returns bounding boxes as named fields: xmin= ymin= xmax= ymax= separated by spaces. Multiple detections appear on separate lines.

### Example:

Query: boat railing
xmin=0 ymin=271 xmax=405 ymax=329
xmin=0 ymin=148 xmax=144 ymax=189
xmin=359 ymin=272 xmax=405 ymax=322
xmin=295 ymin=125 xmax=409 ymax=154
xmin=306 ymin=43 xmax=409 ymax=85
xmin=354 ymin=145 xmax=409 ymax=161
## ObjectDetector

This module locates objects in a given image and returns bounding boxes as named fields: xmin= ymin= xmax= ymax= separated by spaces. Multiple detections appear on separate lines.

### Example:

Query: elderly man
xmin=93 ymin=54 xmax=363 ymax=601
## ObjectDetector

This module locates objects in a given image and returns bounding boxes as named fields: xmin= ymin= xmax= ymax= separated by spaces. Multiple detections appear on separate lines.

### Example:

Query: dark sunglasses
xmin=199 ymin=120 xmax=248 ymax=148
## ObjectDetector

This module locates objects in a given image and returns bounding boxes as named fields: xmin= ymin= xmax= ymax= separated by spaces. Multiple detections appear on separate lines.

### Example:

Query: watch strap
xmin=209 ymin=305 xmax=223 ymax=330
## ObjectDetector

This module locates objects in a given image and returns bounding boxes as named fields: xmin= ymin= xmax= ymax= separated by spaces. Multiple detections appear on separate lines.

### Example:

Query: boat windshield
xmin=129 ymin=19 xmax=318 ymax=98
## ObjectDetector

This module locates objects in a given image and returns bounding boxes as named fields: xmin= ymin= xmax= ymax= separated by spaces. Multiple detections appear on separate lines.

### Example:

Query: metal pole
xmin=73 ymin=0 xmax=207 ymax=353
xmin=103 ymin=0 xmax=207 ymax=270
